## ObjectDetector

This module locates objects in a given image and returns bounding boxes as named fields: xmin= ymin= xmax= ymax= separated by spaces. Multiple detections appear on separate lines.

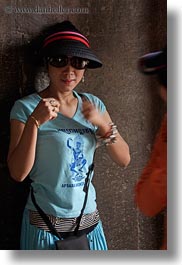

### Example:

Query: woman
xmin=7 ymin=21 xmax=130 ymax=250
xmin=135 ymin=47 xmax=167 ymax=249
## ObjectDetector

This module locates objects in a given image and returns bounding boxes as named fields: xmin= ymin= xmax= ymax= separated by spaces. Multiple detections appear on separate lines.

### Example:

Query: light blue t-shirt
xmin=10 ymin=91 xmax=106 ymax=218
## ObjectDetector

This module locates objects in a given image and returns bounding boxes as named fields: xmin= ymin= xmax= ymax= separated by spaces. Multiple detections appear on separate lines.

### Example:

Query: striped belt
xmin=29 ymin=209 xmax=100 ymax=233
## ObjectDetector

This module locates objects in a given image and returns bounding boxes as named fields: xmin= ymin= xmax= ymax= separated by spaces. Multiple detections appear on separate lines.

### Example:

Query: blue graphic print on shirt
xmin=67 ymin=135 xmax=87 ymax=182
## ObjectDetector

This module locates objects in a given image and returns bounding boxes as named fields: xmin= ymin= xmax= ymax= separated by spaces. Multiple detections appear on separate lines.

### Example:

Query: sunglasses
xmin=46 ymin=56 xmax=89 ymax=70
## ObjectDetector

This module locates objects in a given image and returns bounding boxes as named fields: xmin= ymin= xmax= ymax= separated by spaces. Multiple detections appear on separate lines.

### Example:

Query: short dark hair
xmin=138 ymin=46 xmax=167 ymax=88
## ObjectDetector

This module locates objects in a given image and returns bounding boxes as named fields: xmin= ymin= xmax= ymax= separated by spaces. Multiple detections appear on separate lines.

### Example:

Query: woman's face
xmin=47 ymin=59 xmax=85 ymax=92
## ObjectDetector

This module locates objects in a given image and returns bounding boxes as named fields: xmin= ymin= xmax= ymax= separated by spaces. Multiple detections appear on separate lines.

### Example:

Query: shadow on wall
xmin=0 ymin=28 xmax=56 ymax=248
xmin=0 ymin=28 xmax=69 ymax=249
xmin=0 ymin=40 xmax=34 ymax=250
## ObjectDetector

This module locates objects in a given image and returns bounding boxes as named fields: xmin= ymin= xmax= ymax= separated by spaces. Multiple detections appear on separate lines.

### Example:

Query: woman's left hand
xmin=82 ymin=101 xmax=104 ymax=127
xmin=82 ymin=100 xmax=130 ymax=167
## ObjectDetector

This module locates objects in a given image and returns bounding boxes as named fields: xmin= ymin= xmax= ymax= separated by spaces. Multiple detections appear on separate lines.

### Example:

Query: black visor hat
xmin=40 ymin=21 xmax=102 ymax=69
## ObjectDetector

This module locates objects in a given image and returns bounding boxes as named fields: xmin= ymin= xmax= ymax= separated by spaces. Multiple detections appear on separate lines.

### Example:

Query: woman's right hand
xmin=31 ymin=98 xmax=60 ymax=126
xmin=7 ymin=97 xmax=60 ymax=182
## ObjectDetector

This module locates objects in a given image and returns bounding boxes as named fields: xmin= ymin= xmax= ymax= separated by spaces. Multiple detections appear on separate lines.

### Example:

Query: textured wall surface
xmin=0 ymin=0 xmax=166 ymax=249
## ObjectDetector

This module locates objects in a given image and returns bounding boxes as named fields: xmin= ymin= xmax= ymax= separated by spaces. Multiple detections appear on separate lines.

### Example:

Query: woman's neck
xmin=39 ymin=86 xmax=76 ymax=105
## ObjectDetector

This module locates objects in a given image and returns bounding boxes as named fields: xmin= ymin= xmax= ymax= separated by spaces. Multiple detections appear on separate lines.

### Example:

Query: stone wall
xmin=0 ymin=0 xmax=166 ymax=249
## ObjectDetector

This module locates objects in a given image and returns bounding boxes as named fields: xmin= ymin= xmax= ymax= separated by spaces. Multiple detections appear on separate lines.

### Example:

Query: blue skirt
xmin=20 ymin=209 xmax=108 ymax=250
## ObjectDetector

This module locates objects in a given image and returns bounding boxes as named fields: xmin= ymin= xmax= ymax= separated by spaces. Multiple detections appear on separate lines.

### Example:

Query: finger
xmin=49 ymin=112 xmax=58 ymax=120
xmin=51 ymin=106 xmax=59 ymax=113
xmin=82 ymin=105 xmax=97 ymax=116
xmin=49 ymin=99 xmax=58 ymax=107
xmin=84 ymin=101 xmax=96 ymax=109
xmin=45 ymin=101 xmax=60 ymax=113
xmin=43 ymin=98 xmax=60 ymax=107
xmin=82 ymin=103 xmax=95 ymax=113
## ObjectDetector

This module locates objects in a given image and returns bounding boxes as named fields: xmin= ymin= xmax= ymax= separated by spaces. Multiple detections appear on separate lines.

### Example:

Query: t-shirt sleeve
xmin=10 ymin=100 xmax=30 ymax=123
xmin=94 ymin=96 xmax=106 ymax=114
